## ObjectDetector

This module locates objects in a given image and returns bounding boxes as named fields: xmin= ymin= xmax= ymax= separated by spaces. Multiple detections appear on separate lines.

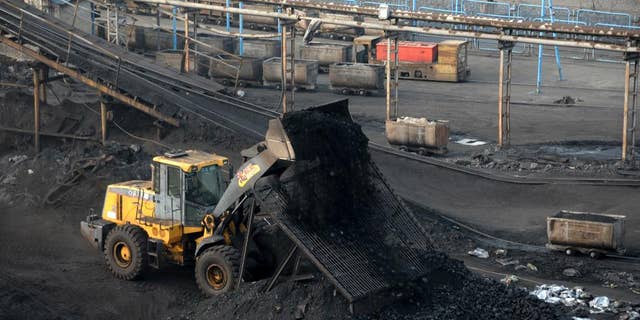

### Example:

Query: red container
xmin=376 ymin=41 xmax=438 ymax=63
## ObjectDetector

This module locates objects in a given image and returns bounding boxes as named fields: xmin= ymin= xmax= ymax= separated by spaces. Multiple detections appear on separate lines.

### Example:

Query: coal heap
xmin=246 ymin=103 xmax=571 ymax=319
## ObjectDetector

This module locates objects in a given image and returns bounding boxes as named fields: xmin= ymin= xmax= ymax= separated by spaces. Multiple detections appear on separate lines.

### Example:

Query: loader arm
xmin=211 ymin=118 xmax=296 ymax=218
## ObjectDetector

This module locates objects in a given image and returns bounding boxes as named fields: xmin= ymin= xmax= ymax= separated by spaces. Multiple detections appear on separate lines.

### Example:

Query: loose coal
xmin=554 ymin=211 xmax=619 ymax=223
xmin=251 ymin=104 xmax=573 ymax=319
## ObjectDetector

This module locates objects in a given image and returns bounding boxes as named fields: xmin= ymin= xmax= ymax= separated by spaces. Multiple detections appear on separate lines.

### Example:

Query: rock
xmin=554 ymin=96 xmax=576 ymax=105
xmin=129 ymin=144 xmax=142 ymax=153
xmin=562 ymin=268 xmax=581 ymax=278
xmin=500 ymin=274 xmax=519 ymax=285
xmin=494 ymin=249 xmax=507 ymax=257
xmin=294 ymin=303 xmax=307 ymax=319
xmin=8 ymin=154 xmax=28 ymax=165
xmin=496 ymin=258 xmax=519 ymax=267
xmin=467 ymin=248 xmax=489 ymax=259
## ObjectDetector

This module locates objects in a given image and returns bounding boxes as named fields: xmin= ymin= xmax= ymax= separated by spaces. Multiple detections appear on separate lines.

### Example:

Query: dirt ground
xmin=0 ymin=87 xmax=638 ymax=319
xmin=2 ymin=19 xmax=640 ymax=318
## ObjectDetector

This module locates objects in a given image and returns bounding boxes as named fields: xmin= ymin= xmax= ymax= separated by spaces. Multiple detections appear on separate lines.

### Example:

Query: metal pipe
xmin=132 ymin=0 xmax=640 ymax=52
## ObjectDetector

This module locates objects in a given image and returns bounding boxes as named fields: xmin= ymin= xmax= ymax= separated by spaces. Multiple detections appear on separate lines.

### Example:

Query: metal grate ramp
xmin=254 ymin=161 xmax=435 ymax=304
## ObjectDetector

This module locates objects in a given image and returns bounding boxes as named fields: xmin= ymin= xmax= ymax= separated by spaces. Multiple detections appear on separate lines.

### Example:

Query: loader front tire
xmin=104 ymin=224 xmax=148 ymax=280
xmin=195 ymin=245 xmax=240 ymax=296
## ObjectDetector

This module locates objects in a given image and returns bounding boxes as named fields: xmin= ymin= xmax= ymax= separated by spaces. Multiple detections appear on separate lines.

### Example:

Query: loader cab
xmin=152 ymin=150 xmax=229 ymax=227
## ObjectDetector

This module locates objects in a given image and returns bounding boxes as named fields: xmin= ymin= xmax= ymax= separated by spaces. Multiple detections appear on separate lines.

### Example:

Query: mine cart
xmin=262 ymin=57 xmax=319 ymax=90
xmin=546 ymin=210 xmax=626 ymax=259
xmin=329 ymin=62 xmax=384 ymax=96
xmin=385 ymin=117 xmax=450 ymax=155
xmin=299 ymin=42 xmax=352 ymax=73
xmin=353 ymin=36 xmax=470 ymax=82
xmin=209 ymin=56 xmax=264 ymax=87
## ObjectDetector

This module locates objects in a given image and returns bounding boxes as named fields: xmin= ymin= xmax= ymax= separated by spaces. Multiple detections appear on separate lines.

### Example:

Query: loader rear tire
xmin=195 ymin=245 xmax=240 ymax=296
xmin=104 ymin=224 xmax=148 ymax=280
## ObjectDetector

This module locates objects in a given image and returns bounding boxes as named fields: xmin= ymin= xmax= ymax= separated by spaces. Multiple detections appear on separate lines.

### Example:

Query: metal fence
xmin=462 ymin=0 xmax=510 ymax=18
xmin=517 ymin=4 xmax=570 ymax=21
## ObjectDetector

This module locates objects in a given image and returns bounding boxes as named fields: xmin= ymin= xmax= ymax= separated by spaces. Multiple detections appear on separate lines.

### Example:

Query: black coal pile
xmin=279 ymin=106 xmax=372 ymax=229
xmin=207 ymin=104 xmax=572 ymax=320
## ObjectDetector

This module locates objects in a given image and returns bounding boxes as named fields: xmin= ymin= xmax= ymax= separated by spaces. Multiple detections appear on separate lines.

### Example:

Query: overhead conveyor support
xmin=135 ymin=0 xmax=640 ymax=51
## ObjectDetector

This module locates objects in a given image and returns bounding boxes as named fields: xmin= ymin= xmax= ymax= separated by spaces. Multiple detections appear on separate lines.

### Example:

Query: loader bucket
xmin=265 ymin=99 xmax=353 ymax=161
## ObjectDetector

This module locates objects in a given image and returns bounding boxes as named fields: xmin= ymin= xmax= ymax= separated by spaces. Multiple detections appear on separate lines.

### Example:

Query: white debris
xmin=500 ymin=274 xmax=519 ymax=285
xmin=129 ymin=144 xmax=141 ymax=153
xmin=236 ymin=89 xmax=245 ymax=97
xmin=531 ymin=285 xmax=625 ymax=315
xmin=589 ymin=296 xmax=610 ymax=313
xmin=8 ymin=154 xmax=28 ymax=165
xmin=467 ymin=247 xmax=489 ymax=259
xmin=455 ymin=138 xmax=488 ymax=146
xmin=27 ymin=169 xmax=34 ymax=175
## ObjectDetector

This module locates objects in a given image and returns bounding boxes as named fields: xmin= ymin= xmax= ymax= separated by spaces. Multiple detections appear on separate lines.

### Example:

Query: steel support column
xmin=393 ymin=36 xmax=399 ymax=119
xmin=289 ymin=24 xmax=295 ymax=110
xmin=622 ymin=53 xmax=639 ymax=161
xmin=100 ymin=94 xmax=109 ymax=145
xmin=281 ymin=24 xmax=287 ymax=113
xmin=498 ymin=41 xmax=514 ymax=147
xmin=38 ymin=67 xmax=47 ymax=104
xmin=385 ymin=36 xmax=391 ymax=121
xmin=184 ymin=12 xmax=189 ymax=71
xmin=239 ymin=2 xmax=244 ymax=55
xmin=32 ymin=67 xmax=40 ymax=152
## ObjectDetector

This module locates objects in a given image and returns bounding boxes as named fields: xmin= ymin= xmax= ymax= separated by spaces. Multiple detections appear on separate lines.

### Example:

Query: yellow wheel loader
xmin=81 ymin=117 xmax=296 ymax=295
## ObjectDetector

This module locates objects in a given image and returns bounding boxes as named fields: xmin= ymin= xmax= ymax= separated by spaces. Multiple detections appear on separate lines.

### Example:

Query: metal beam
xmin=241 ymin=0 xmax=640 ymax=39
xmin=134 ymin=0 xmax=640 ymax=52
xmin=0 ymin=36 xmax=180 ymax=127
xmin=0 ymin=125 xmax=97 ymax=140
